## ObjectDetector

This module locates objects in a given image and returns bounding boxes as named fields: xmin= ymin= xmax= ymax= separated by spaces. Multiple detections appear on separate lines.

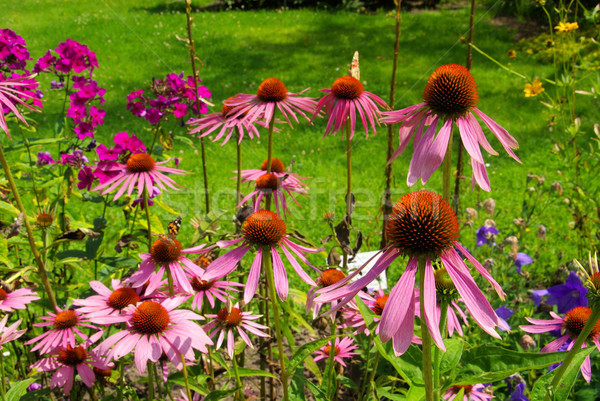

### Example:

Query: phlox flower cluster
xmin=65 ymin=75 xmax=106 ymax=140
xmin=127 ymin=72 xmax=211 ymax=124
xmin=33 ymin=39 xmax=98 ymax=76
xmin=0 ymin=29 xmax=31 ymax=72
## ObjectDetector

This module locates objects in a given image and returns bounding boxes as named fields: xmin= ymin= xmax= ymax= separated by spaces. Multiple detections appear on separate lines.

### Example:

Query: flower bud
xmin=520 ymin=334 xmax=536 ymax=350
xmin=482 ymin=198 xmax=495 ymax=215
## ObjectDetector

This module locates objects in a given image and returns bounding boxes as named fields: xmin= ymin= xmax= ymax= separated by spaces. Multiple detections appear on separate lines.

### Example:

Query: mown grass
xmin=5 ymin=1 xmax=594 ymax=283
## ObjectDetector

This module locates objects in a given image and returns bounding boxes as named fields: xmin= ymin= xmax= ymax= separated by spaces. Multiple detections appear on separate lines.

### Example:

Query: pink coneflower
xmin=239 ymin=157 xmax=308 ymax=190
xmin=0 ymin=74 xmax=41 ymax=138
xmin=307 ymin=268 xmax=346 ymax=319
xmin=520 ymin=306 xmax=600 ymax=382
xmin=0 ymin=287 xmax=40 ymax=312
xmin=92 ymin=152 xmax=186 ymax=201
xmin=203 ymin=210 xmax=321 ymax=303
xmin=204 ymin=304 xmax=269 ymax=359
xmin=312 ymin=75 xmax=389 ymax=139
xmin=238 ymin=171 xmax=307 ymax=216
xmin=129 ymin=240 xmax=212 ymax=294
xmin=316 ymin=191 xmax=505 ymax=356
xmin=96 ymin=296 xmax=212 ymax=373
xmin=313 ymin=337 xmax=358 ymax=367
xmin=226 ymin=78 xmax=317 ymax=128
xmin=26 ymin=308 xmax=102 ymax=354
xmin=72 ymin=279 xmax=147 ymax=323
xmin=188 ymin=270 xmax=242 ymax=312
xmin=443 ymin=384 xmax=493 ymax=401
xmin=381 ymin=64 xmax=520 ymax=191
xmin=0 ymin=315 xmax=25 ymax=348
xmin=30 ymin=344 xmax=112 ymax=396
xmin=187 ymin=99 xmax=262 ymax=145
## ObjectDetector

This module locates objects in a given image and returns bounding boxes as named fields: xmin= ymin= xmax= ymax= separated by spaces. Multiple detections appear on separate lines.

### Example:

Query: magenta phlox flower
xmin=92 ymin=152 xmax=186 ymax=201
xmin=0 ymin=314 xmax=25 ymax=348
xmin=313 ymin=337 xmax=358 ymax=367
xmin=77 ymin=166 xmax=95 ymax=190
xmin=187 ymin=270 xmax=242 ymax=312
xmin=443 ymin=383 xmax=494 ymax=401
xmin=0 ymin=287 xmax=40 ymax=312
xmin=25 ymin=307 xmax=103 ymax=354
xmin=520 ymin=306 xmax=599 ymax=382
xmin=0 ymin=29 xmax=31 ymax=71
xmin=60 ymin=149 xmax=88 ymax=169
xmin=226 ymin=78 xmax=317 ymax=128
xmin=31 ymin=342 xmax=112 ymax=395
xmin=0 ymin=73 xmax=42 ymax=137
xmin=36 ymin=151 xmax=55 ymax=166
xmin=312 ymin=75 xmax=389 ymax=139
xmin=204 ymin=303 xmax=269 ymax=359
xmin=203 ymin=210 xmax=321 ymax=303
xmin=129 ymin=241 xmax=213 ymax=295
xmin=33 ymin=51 xmax=56 ymax=74
xmin=381 ymin=64 xmax=520 ymax=191
xmin=96 ymin=296 xmax=212 ymax=373
xmin=315 ymin=191 xmax=505 ymax=356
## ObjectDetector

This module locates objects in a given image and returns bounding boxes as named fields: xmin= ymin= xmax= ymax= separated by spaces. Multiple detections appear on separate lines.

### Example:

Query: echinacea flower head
xmin=226 ymin=78 xmax=317 ymax=128
xmin=92 ymin=152 xmax=186 ymax=201
xmin=204 ymin=304 xmax=269 ymax=359
xmin=129 ymin=239 xmax=212 ymax=295
xmin=313 ymin=337 xmax=358 ymax=367
xmin=30 ymin=344 xmax=112 ymax=396
xmin=524 ymin=79 xmax=545 ymax=98
xmin=316 ymin=190 xmax=505 ymax=356
xmin=239 ymin=157 xmax=308 ymax=192
xmin=0 ymin=315 xmax=25 ymax=349
xmin=96 ymin=296 xmax=212 ymax=373
xmin=443 ymin=384 xmax=494 ymax=401
xmin=0 ymin=73 xmax=42 ymax=138
xmin=381 ymin=64 xmax=521 ymax=191
xmin=520 ymin=306 xmax=600 ymax=382
xmin=312 ymin=75 xmax=389 ymax=139
xmin=307 ymin=268 xmax=347 ymax=319
xmin=188 ymin=270 xmax=242 ymax=312
xmin=0 ymin=286 xmax=40 ymax=312
xmin=203 ymin=210 xmax=321 ymax=303
xmin=187 ymin=99 xmax=262 ymax=145
xmin=238 ymin=170 xmax=307 ymax=216
xmin=25 ymin=307 xmax=102 ymax=354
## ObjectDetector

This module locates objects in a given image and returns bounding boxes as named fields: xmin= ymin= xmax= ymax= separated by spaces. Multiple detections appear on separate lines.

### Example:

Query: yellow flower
xmin=554 ymin=21 xmax=579 ymax=33
xmin=524 ymin=79 xmax=545 ymax=98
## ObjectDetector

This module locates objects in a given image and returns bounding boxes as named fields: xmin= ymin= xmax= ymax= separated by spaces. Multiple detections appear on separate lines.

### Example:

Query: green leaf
xmin=0 ymin=200 xmax=19 ymax=216
xmin=19 ymin=388 xmax=52 ymax=401
xmin=457 ymin=346 xmax=583 ymax=384
xmin=203 ymin=388 xmax=240 ymax=401
xmin=287 ymin=335 xmax=338 ymax=379
xmin=405 ymin=384 xmax=426 ymax=401
xmin=0 ymin=237 xmax=13 ymax=268
xmin=337 ymin=375 xmax=359 ymax=391
xmin=531 ymin=371 xmax=555 ymax=401
xmin=440 ymin=337 xmax=463 ymax=373
xmin=231 ymin=368 xmax=279 ymax=380
xmin=375 ymin=337 xmax=423 ymax=386
xmin=377 ymin=386 xmax=411 ymax=401
xmin=5 ymin=378 xmax=36 ymax=401
xmin=290 ymin=368 xmax=307 ymax=401
xmin=304 ymin=378 xmax=329 ymax=401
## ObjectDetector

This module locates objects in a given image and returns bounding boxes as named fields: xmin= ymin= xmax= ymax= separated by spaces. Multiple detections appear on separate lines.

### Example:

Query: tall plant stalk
xmin=0 ymin=146 xmax=57 ymax=309
xmin=342 ymin=119 xmax=352 ymax=270
xmin=418 ymin=256 xmax=434 ymax=401
xmin=185 ymin=0 xmax=210 ymax=215
xmin=380 ymin=0 xmax=403 ymax=249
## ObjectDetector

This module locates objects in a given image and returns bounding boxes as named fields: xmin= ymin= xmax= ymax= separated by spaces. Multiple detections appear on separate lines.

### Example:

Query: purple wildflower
xmin=515 ymin=253 xmax=533 ymax=274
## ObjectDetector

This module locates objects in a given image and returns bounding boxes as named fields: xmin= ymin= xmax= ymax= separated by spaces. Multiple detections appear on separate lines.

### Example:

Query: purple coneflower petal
xmin=379 ymin=258 xmax=418 ymax=342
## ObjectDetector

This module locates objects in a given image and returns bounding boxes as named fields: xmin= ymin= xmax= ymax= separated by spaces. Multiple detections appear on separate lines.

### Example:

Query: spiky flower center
xmin=386 ymin=191 xmax=459 ymax=257
xmin=221 ymin=103 xmax=235 ymax=117
xmin=0 ymin=289 xmax=7 ymax=301
xmin=563 ymin=306 xmax=600 ymax=339
xmin=57 ymin=345 xmax=88 ymax=366
xmin=323 ymin=344 xmax=341 ymax=356
xmin=423 ymin=64 xmax=478 ymax=117
xmin=93 ymin=367 xmax=112 ymax=378
xmin=372 ymin=295 xmax=389 ymax=316
xmin=54 ymin=310 xmax=79 ymax=330
xmin=242 ymin=210 xmax=286 ymax=247
xmin=435 ymin=268 xmax=456 ymax=292
xmin=320 ymin=269 xmax=346 ymax=287
xmin=261 ymin=158 xmax=286 ymax=173
xmin=126 ymin=153 xmax=156 ymax=173
xmin=107 ymin=288 xmax=140 ymax=311
xmin=36 ymin=213 xmax=54 ymax=228
xmin=191 ymin=277 xmax=213 ymax=292
xmin=256 ymin=173 xmax=280 ymax=191
xmin=132 ymin=301 xmax=170 ymax=334
xmin=590 ymin=272 xmax=600 ymax=289
xmin=257 ymin=78 xmax=287 ymax=102
xmin=150 ymin=238 xmax=183 ymax=264
xmin=450 ymin=385 xmax=473 ymax=395
xmin=331 ymin=76 xmax=364 ymax=100
xmin=217 ymin=307 xmax=243 ymax=328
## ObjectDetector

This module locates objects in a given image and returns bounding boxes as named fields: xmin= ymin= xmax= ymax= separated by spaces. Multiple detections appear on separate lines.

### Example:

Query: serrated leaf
xmin=6 ymin=378 xmax=36 ymax=401
xmin=305 ymin=379 xmax=328 ymax=401
xmin=440 ymin=337 xmax=463 ymax=373
xmin=290 ymin=368 xmax=307 ymax=401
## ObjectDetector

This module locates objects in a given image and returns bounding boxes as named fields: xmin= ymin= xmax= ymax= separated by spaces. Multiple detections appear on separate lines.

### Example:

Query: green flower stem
xmin=143 ymin=187 xmax=152 ymax=252
xmin=181 ymin=354 xmax=193 ymax=401
xmin=367 ymin=352 xmax=381 ymax=400
xmin=0 ymin=352 xmax=6 ymax=401
xmin=326 ymin=319 xmax=337 ymax=396
xmin=418 ymin=256 xmax=434 ymax=401
xmin=264 ymin=246 xmax=289 ymax=401
xmin=265 ymin=116 xmax=275 ymax=211
xmin=152 ymin=363 xmax=163 ymax=400
xmin=358 ymin=334 xmax=373 ymax=401
xmin=0 ymin=146 xmax=57 ymax=309
xmin=433 ymin=302 xmax=449 ymax=400
xmin=442 ymin=128 xmax=453 ymax=202
xmin=118 ymin=360 xmax=125 ymax=401
xmin=202 ymin=303 xmax=216 ymax=390
xmin=88 ymin=387 xmax=99 ymax=401
xmin=185 ymin=0 xmax=210 ymax=215
xmin=94 ymin=193 xmax=110 ymax=280
xmin=231 ymin=352 xmax=245 ymax=400
xmin=236 ymin=127 xmax=242 ymax=207
xmin=343 ymin=118 xmax=352 ymax=270
xmin=147 ymin=361 xmax=155 ymax=401
xmin=547 ymin=307 xmax=600 ymax=399
xmin=18 ymin=127 xmax=41 ymax=209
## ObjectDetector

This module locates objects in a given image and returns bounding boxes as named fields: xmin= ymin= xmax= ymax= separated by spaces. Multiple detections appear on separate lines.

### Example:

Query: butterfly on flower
xmin=154 ymin=216 xmax=182 ymax=246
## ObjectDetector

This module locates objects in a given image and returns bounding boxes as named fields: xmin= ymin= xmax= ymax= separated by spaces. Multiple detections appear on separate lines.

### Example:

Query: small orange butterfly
xmin=155 ymin=216 xmax=182 ymax=245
